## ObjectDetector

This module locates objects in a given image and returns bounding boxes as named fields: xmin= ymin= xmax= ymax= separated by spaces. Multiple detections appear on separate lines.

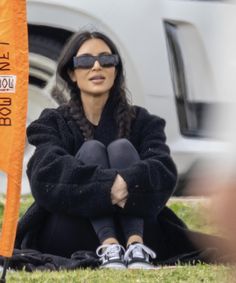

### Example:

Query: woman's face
xmin=70 ymin=38 xmax=117 ymax=99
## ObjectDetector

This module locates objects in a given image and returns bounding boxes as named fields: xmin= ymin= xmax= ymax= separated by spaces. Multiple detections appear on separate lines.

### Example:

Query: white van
xmin=15 ymin=0 xmax=236 ymax=194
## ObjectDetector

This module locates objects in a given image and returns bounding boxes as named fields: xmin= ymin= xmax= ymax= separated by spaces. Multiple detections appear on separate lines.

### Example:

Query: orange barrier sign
xmin=0 ymin=0 xmax=28 ymax=257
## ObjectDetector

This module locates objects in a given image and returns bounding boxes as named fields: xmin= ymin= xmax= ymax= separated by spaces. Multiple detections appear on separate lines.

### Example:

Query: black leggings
xmin=37 ymin=139 xmax=144 ymax=257
xmin=76 ymin=139 xmax=144 ymax=244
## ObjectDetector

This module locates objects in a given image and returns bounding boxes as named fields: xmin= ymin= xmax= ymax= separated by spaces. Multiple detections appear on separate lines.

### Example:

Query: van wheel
xmin=23 ymin=35 xmax=64 ymax=194
xmin=28 ymin=35 xmax=64 ymax=121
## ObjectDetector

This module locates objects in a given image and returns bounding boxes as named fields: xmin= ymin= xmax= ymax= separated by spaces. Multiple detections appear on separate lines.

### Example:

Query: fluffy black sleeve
xmin=26 ymin=108 xmax=117 ymax=218
xmin=118 ymin=107 xmax=177 ymax=218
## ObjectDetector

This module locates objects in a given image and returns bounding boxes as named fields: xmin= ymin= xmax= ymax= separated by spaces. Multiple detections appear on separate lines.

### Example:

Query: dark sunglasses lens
xmin=73 ymin=54 xmax=119 ymax=69
xmin=73 ymin=55 xmax=95 ymax=68
xmin=99 ymin=54 xmax=118 ymax=67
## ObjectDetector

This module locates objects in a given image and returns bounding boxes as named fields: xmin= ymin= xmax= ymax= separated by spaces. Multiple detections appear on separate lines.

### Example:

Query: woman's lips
xmin=89 ymin=75 xmax=105 ymax=80
xmin=89 ymin=75 xmax=105 ymax=84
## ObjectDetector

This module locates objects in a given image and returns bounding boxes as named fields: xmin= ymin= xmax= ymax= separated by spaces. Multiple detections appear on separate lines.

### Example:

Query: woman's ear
xmin=68 ymin=70 xmax=76 ymax=82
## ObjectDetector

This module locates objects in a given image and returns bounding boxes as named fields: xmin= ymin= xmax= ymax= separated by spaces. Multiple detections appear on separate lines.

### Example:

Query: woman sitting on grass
xmin=16 ymin=30 xmax=224 ymax=269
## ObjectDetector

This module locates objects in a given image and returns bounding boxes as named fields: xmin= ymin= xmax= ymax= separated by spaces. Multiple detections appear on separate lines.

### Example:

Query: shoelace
xmin=96 ymin=244 xmax=125 ymax=259
xmin=124 ymin=243 xmax=156 ymax=261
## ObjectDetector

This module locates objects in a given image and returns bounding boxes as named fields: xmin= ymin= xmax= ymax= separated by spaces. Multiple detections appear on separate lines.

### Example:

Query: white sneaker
xmin=124 ymin=243 xmax=157 ymax=269
xmin=96 ymin=244 xmax=126 ymax=269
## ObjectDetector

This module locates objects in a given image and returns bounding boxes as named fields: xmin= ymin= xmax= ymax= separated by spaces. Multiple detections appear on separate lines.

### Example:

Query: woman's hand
xmin=111 ymin=174 xmax=128 ymax=208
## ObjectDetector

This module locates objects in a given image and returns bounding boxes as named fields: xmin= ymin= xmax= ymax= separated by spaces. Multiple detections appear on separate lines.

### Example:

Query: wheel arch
xmin=28 ymin=24 xmax=73 ymax=50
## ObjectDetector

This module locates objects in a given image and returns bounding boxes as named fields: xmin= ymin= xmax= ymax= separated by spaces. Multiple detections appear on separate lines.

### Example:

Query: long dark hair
xmin=56 ymin=30 xmax=135 ymax=140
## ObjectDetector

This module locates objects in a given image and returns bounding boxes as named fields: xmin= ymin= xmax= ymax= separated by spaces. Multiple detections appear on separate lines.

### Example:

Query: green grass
xmin=168 ymin=198 xmax=219 ymax=235
xmin=0 ymin=194 xmax=34 ymax=227
xmin=19 ymin=194 xmax=34 ymax=217
xmin=6 ymin=265 xmax=234 ymax=283
xmin=0 ymin=195 xmax=234 ymax=282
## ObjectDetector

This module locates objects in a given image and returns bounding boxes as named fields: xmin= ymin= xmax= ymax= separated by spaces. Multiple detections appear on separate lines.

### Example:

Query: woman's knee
xmin=107 ymin=138 xmax=133 ymax=153
xmin=107 ymin=139 xmax=140 ymax=168
xmin=75 ymin=140 xmax=108 ymax=167
xmin=79 ymin=140 xmax=106 ymax=154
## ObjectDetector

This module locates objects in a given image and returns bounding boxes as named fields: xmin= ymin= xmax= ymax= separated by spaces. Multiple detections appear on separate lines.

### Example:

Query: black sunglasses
xmin=73 ymin=54 xmax=119 ymax=69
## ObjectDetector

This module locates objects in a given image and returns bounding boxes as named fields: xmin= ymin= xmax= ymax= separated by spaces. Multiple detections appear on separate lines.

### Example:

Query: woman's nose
xmin=92 ymin=60 xmax=102 ymax=70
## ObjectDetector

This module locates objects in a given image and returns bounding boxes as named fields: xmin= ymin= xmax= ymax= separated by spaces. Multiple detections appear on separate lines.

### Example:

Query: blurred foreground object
xmin=208 ymin=180 xmax=236 ymax=260
xmin=187 ymin=154 xmax=236 ymax=261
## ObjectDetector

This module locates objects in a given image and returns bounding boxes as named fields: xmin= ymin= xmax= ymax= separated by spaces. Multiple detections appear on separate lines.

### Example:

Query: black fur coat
xmin=14 ymin=98 xmax=227 ymax=269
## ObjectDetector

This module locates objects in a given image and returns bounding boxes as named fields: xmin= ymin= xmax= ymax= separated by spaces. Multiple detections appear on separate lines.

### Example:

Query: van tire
xmin=29 ymin=34 xmax=64 ymax=60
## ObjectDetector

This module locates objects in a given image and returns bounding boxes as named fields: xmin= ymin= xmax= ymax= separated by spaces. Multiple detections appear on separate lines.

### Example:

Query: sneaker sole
xmin=127 ymin=262 xmax=159 ymax=270
xmin=100 ymin=262 xmax=127 ymax=270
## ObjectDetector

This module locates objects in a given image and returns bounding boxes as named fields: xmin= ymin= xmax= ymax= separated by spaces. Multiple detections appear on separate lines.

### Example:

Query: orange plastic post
xmin=0 ymin=0 xmax=28 ymax=257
